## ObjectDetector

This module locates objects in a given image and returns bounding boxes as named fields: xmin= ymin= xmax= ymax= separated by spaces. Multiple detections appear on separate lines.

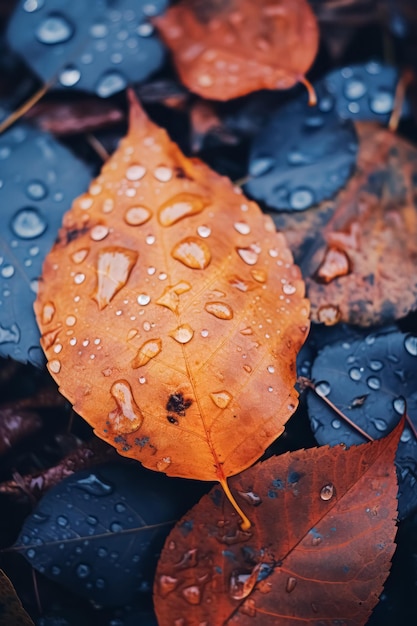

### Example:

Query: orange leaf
xmin=154 ymin=0 xmax=319 ymax=101
xmin=34 ymin=92 xmax=309 ymax=497
xmin=154 ymin=418 xmax=402 ymax=625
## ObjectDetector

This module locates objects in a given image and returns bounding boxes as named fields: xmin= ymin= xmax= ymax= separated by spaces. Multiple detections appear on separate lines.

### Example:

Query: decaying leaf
xmin=34 ymin=92 xmax=309 ymax=507
xmin=154 ymin=417 xmax=401 ymax=625
xmin=154 ymin=0 xmax=319 ymax=101
xmin=272 ymin=122 xmax=417 ymax=326
xmin=0 ymin=569 xmax=34 ymax=626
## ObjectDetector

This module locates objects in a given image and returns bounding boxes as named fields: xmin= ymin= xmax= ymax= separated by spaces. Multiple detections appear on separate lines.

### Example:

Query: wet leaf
xmin=0 ymin=121 xmax=91 ymax=366
xmin=154 ymin=0 xmax=319 ymax=101
xmin=15 ymin=463 xmax=206 ymax=607
xmin=272 ymin=122 xmax=417 ymax=326
xmin=154 ymin=419 xmax=401 ymax=625
xmin=7 ymin=0 xmax=167 ymax=98
xmin=246 ymin=87 xmax=358 ymax=211
xmin=0 ymin=568 xmax=34 ymax=626
xmin=35 ymin=92 xmax=310 ymax=486
xmin=307 ymin=327 xmax=417 ymax=519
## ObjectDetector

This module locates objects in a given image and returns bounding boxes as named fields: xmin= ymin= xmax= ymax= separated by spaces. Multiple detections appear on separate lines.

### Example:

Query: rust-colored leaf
xmin=0 ymin=569 xmax=34 ymax=626
xmin=154 ymin=418 xmax=402 ymax=625
xmin=34 ymin=93 xmax=309 ymax=494
xmin=272 ymin=121 xmax=417 ymax=326
xmin=154 ymin=0 xmax=319 ymax=101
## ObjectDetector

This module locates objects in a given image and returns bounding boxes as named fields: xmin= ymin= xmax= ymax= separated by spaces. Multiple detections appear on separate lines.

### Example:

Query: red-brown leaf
xmin=154 ymin=0 xmax=319 ymax=101
xmin=154 ymin=419 xmax=401 ymax=625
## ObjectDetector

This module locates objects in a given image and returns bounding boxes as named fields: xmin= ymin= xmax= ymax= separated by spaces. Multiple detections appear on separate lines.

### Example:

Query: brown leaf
xmin=272 ymin=122 xmax=417 ymax=326
xmin=154 ymin=0 xmax=319 ymax=101
xmin=154 ymin=418 xmax=401 ymax=625
xmin=34 ymin=92 xmax=309 ymax=494
xmin=0 ymin=569 xmax=34 ymax=626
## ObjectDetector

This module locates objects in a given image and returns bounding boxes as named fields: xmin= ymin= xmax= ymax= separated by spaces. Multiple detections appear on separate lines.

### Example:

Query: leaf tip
xmin=126 ymin=88 xmax=148 ymax=132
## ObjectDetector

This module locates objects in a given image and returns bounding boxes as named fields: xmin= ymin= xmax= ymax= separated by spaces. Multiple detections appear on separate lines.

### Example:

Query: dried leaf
xmin=272 ymin=122 xmax=417 ymax=326
xmin=154 ymin=418 xmax=401 ymax=625
xmin=154 ymin=0 xmax=319 ymax=101
xmin=0 ymin=569 xmax=34 ymax=626
xmin=35 ymin=92 xmax=310 ymax=489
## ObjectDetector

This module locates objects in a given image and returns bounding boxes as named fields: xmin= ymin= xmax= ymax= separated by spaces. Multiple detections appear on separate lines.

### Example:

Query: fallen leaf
xmin=34 ymin=92 xmax=310 ymax=499
xmin=7 ymin=0 xmax=167 ymax=98
xmin=272 ymin=122 xmax=417 ymax=326
xmin=307 ymin=327 xmax=417 ymax=519
xmin=154 ymin=0 xmax=319 ymax=101
xmin=0 ymin=568 xmax=34 ymax=626
xmin=154 ymin=417 xmax=401 ymax=625
xmin=0 ymin=121 xmax=91 ymax=366
xmin=15 ymin=463 xmax=206 ymax=607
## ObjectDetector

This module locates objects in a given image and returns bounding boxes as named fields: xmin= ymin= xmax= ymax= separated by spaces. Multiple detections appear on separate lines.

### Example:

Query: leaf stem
xmin=218 ymin=476 xmax=251 ymax=530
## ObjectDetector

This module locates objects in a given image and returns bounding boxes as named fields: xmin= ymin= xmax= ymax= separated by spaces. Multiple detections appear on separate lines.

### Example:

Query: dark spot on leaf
xmin=166 ymin=392 xmax=192 ymax=416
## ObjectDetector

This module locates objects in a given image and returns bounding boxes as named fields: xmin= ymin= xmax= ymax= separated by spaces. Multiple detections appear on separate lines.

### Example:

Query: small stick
xmin=0 ymin=82 xmax=50 ymax=135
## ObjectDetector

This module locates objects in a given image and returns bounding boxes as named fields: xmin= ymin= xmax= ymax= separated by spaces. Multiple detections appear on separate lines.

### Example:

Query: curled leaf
xmin=35 ymin=92 xmax=310 ymax=486
xmin=154 ymin=0 xmax=319 ymax=101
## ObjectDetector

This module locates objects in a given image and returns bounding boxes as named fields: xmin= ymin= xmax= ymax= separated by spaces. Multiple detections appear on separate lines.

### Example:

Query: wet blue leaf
xmin=307 ymin=327 xmax=417 ymax=519
xmin=0 ymin=121 xmax=91 ymax=366
xmin=7 ymin=0 xmax=168 ymax=98
xmin=16 ymin=463 xmax=206 ymax=606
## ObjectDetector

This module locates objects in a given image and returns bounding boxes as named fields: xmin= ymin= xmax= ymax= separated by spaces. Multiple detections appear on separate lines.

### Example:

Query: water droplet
xmin=367 ymin=376 xmax=380 ymax=390
xmin=172 ymin=237 xmax=211 ymax=269
xmin=126 ymin=164 xmax=146 ymax=181
xmin=159 ymin=575 xmax=179 ymax=597
xmin=393 ymin=397 xmax=406 ymax=415
xmin=110 ymin=521 xmax=123 ymax=532
xmin=320 ymin=483 xmax=334 ymax=501
xmin=182 ymin=585 xmax=201 ymax=605
xmin=137 ymin=294 xmax=151 ymax=306
xmin=243 ymin=365 xmax=252 ymax=373
xmin=289 ymin=188 xmax=314 ymax=210
xmin=344 ymin=78 xmax=366 ymax=100
xmin=251 ymin=268 xmax=267 ymax=283
xmin=236 ymin=247 xmax=258 ymax=265
xmin=11 ymin=208 xmax=47 ymax=239
xmin=205 ymin=302 xmax=233 ymax=320
xmin=131 ymin=338 xmax=162 ymax=368
xmin=154 ymin=166 xmax=173 ymax=182
xmin=283 ymin=283 xmax=296 ymax=295
xmin=36 ymin=14 xmax=73 ymax=44
xmin=369 ymin=90 xmax=393 ymax=115
xmin=238 ymin=491 xmax=262 ymax=506
xmin=197 ymin=74 xmax=213 ymax=87
xmin=59 ymin=66 xmax=81 ymax=87
xmin=331 ymin=419 xmax=341 ymax=429
xmin=249 ymin=157 xmax=275 ymax=177
xmin=401 ymin=428 xmax=412 ymax=443
xmin=373 ymin=418 xmax=388 ymax=432
xmin=92 ymin=247 xmax=138 ymax=310
xmin=197 ymin=225 xmax=211 ymax=238
xmin=267 ymin=365 xmax=275 ymax=374
xmin=96 ymin=72 xmax=127 ymax=98
xmin=65 ymin=315 xmax=76 ymax=326
xmin=201 ymin=329 xmax=209 ymax=338
xmin=56 ymin=515 xmax=68 ymax=527
xmin=158 ymin=193 xmax=208 ymax=226
xmin=170 ymin=324 xmax=194 ymax=344
xmin=156 ymin=281 xmax=191 ymax=314
xmin=76 ymin=474 xmax=113 ymax=496
xmin=146 ymin=235 xmax=156 ymax=245
xmin=405 ymin=335 xmax=417 ymax=356
xmin=315 ymin=381 xmax=331 ymax=397
xmin=76 ymin=563 xmax=91 ymax=579
xmin=23 ymin=0 xmax=44 ymax=12
xmin=124 ymin=206 xmax=152 ymax=226
xmin=240 ymin=327 xmax=253 ymax=336
xmin=285 ymin=577 xmax=297 ymax=593
xmin=42 ymin=302 xmax=55 ymax=324
xmin=71 ymin=248 xmax=89 ymax=264
xmin=137 ymin=22 xmax=154 ymax=36
xmin=210 ymin=391 xmax=232 ymax=408
xmin=26 ymin=548 xmax=36 ymax=559
xmin=48 ymin=359 xmax=61 ymax=374
xmin=90 ymin=225 xmax=109 ymax=241
xmin=90 ymin=22 xmax=108 ymax=38
xmin=156 ymin=457 xmax=172 ymax=471
xmin=74 ymin=273 xmax=85 ymax=285
xmin=349 ymin=367 xmax=362 ymax=381
xmin=1 ymin=265 xmax=15 ymax=278
xmin=234 ymin=221 xmax=251 ymax=235
xmin=370 ymin=360 xmax=383 ymax=371
xmin=26 ymin=180 xmax=47 ymax=200
xmin=229 ymin=566 xmax=261 ymax=600
xmin=109 ymin=380 xmax=143 ymax=433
